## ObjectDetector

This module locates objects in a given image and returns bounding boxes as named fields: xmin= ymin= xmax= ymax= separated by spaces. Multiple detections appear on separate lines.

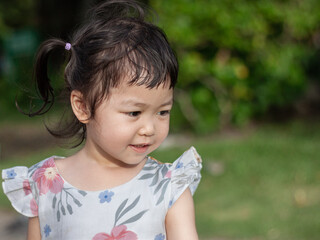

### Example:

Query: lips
xmin=129 ymin=144 xmax=150 ymax=153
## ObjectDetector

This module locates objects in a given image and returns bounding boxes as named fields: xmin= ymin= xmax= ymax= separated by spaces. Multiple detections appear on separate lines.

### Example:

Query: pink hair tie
xmin=65 ymin=42 xmax=71 ymax=51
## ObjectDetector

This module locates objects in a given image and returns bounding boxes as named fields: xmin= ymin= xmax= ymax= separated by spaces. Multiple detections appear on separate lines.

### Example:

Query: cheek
xmin=157 ymin=120 xmax=170 ymax=139
xmin=99 ymin=117 xmax=137 ymax=141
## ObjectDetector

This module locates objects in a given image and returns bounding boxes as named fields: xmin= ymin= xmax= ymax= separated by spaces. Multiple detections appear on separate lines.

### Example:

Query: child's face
xmin=85 ymin=81 xmax=173 ymax=166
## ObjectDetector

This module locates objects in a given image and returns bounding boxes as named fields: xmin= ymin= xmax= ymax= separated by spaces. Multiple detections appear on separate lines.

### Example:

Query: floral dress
xmin=2 ymin=147 xmax=202 ymax=240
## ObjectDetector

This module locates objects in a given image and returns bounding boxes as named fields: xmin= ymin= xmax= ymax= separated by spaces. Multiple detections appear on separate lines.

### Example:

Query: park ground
xmin=0 ymin=118 xmax=319 ymax=240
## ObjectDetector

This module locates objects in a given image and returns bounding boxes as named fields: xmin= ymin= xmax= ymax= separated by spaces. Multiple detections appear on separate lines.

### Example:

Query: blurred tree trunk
xmin=37 ymin=0 xmax=86 ymax=40
xmin=37 ymin=0 xmax=150 ymax=40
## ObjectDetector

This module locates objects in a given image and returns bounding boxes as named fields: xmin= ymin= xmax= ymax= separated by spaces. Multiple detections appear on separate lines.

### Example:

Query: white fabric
xmin=2 ymin=147 xmax=202 ymax=240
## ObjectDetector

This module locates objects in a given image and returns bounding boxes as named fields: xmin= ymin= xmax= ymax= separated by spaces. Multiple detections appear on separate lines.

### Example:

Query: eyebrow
xmin=120 ymin=99 xmax=173 ymax=107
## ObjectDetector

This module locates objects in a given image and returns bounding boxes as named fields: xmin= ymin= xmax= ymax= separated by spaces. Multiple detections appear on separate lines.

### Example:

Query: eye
xmin=157 ymin=110 xmax=170 ymax=116
xmin=127 ymin=111 xmax=141 ymax=117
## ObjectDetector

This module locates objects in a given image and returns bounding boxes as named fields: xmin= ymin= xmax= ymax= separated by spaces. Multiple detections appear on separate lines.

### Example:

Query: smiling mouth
xmin=131 ymin=144 xmax=149 ymax=147
xmin=129 ymin=144 xmax=150 ymax=153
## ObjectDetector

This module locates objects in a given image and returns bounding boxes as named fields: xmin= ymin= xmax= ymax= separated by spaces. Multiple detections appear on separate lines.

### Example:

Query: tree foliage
xmin=150 ymin=0 xmax=320 ymax=133
xmin=0 ymin=0 xmax=38 ymax=115
xmin=1 ymin=0 xmax=320 ymax=132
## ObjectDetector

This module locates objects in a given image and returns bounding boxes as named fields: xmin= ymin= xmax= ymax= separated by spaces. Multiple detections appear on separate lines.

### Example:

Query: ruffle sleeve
xmin=168 ymin=146 xmax=202 ymax=208
xmin=2 ymin=166 xmax=38 ymax=217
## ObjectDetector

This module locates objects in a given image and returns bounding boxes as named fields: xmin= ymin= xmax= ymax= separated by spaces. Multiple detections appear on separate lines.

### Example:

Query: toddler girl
xmin=2 ymin=1 xmax=202 ymax=239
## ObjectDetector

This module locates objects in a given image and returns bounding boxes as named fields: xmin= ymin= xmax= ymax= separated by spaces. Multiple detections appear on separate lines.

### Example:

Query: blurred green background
xmin=0 ymin=0 xmax=319 ymax=239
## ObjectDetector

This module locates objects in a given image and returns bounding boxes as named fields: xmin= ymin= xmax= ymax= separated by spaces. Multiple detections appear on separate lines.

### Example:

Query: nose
xmin=138 ymin=119 xmax=155 ymax=137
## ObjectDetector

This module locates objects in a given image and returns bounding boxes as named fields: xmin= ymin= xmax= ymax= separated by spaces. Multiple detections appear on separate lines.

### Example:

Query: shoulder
xmin=2 ymin=156 xmax=54 ymax=182
xmin=143 ymin=156 xmax=172 ymax=174
xmin=139 ymin=156 xmax=172 ymax=188
xmin=138 ymin=147 xmax=202 ymax=208
xmin=1 ymin=156 xmax=60 ymax=217
xmin=28 ymin=156 xmax=63 ymax=180
xmin=146 ymin=146 xmax=202 ymax=173
xmin=2 ymin=155 xmax=64 ymax=191
xmin=165 ymin=147 xmax=202 ymax=208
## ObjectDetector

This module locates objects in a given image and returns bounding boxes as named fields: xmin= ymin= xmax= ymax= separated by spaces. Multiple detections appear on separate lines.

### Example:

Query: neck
xmin=76 ymin=139 xmax=145 ymax=170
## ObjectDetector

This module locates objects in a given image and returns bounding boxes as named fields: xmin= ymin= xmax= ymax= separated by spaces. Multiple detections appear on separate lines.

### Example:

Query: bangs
xmin=90 ymin=20 xmax=178 ymax=103
xmin=123 ymin=44 xmax=175 ymax=89
xmin=124 ymin=23 xmax=178 ymax=89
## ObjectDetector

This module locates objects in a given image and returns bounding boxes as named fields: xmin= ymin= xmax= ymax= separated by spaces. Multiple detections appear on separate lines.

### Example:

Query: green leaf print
xmin=54 ymin=188 xmax=87 ymax=222
xmin=115 ymin=199 xmax=128 ymax=224
xmin=156 ymin=180 xmax=170 ymax=205
xmin=118 ymin=210 xmax=148 ymax=226
xmin=114 ymin=195 xmax=148 ymax=227
xmin=154 ymin=178 xmax=170 ymax=195
xmin=73 ymin=198 xmax=82 ymax=207
xmin=78 ymin=190 xmax=87 ymax=196
xmin=52 ymin=195 xmax=57 ymax=208
xmin=57 ymin=210 xmax=61 ymax=222
xmin=138 ymin=173 xmax=154 ymax=180
xmin=138 ymin=161 xmax=171 ymax=205
xmin=118 ymin=196 xmax=140 ymax=221
xmin=142 ymin=166 xmax=157 ymax=170
xmin=161 ymin=165 xmax=169 ymax=177
xmin=150 ymin=169 xmax=160 ymax=187
xmin=61 ymin=205 xmax=66 ymax=215
xmin=115 ymin=196 xmax=142 ymax=225
xmin=67 ymin=204 xmax=73 ymax=214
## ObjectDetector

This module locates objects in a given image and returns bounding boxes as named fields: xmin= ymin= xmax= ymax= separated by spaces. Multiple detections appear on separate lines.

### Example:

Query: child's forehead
xmin=104 ymin=80 xmax=173 ymax=107
xmin=114 ymin=69 xmax=172 ymax=90
xmin=115 ymin=63 xmax=173 ymax=90
xmin=111 ymin=80 xmax=172 ymax=95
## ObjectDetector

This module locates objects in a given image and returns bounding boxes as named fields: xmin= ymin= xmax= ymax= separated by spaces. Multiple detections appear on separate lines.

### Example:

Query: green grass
xmin=1 ymin=120 xmax=319 ymax=239
xmin=155 ymin=121 xmax=320 ymax=240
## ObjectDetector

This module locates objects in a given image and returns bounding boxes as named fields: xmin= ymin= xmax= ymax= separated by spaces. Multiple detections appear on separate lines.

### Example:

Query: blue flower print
xmin=44 ymin=224 xmax=51 ymax=237
xmin=168 ymin=200 xmax=173 ymax=208
xmin=154 ymin=233 xmax=165 ymax=240
xmin=99 ymin=190 xmax=114 ymax=203
xmin=175 ymin=162 xmax=183 ymax=169
xmin=6 ymin=169 xmax=17 ymax=179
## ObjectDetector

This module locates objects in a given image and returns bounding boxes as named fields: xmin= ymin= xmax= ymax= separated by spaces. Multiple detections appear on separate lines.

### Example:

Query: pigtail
xmin=16 ymin=39 xmax=66 ymax=116
xmin=34 ymin=39 xmax=67 ymax=115
xmin=15 ymin=38 xmax=86 ymax=147
xmin=33 ymin=39 xmax=87 ymax=147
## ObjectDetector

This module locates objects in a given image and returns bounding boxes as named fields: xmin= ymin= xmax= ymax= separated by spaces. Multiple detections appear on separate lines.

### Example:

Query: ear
xmin=70 ymin=90 xmax=90 ymax=124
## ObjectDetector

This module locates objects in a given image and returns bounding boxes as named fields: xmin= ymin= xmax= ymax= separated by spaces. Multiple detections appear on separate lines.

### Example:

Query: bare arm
xmin=165 ymin=188 xmax=199 ymax=240
xmin=27 ymin=217 xmax=41 ymax=240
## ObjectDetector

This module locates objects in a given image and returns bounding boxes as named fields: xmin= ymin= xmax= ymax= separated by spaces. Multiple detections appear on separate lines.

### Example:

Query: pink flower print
xmin=30 ymin=198 xmax=38 ymax=215
xmin=23 ymin=180 xmax=32 ymax=195
xmin=32 ymin=158 xmax=64 ymax=195
xmin=92 ymin=225 xmax=137 ymax=240
xmin=165 ymin=170 xmax=171 ymax=178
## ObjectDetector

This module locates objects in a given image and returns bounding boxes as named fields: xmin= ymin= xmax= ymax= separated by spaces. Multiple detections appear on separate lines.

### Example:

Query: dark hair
xmin=21 ymin=0 xmax=178 ymax=147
